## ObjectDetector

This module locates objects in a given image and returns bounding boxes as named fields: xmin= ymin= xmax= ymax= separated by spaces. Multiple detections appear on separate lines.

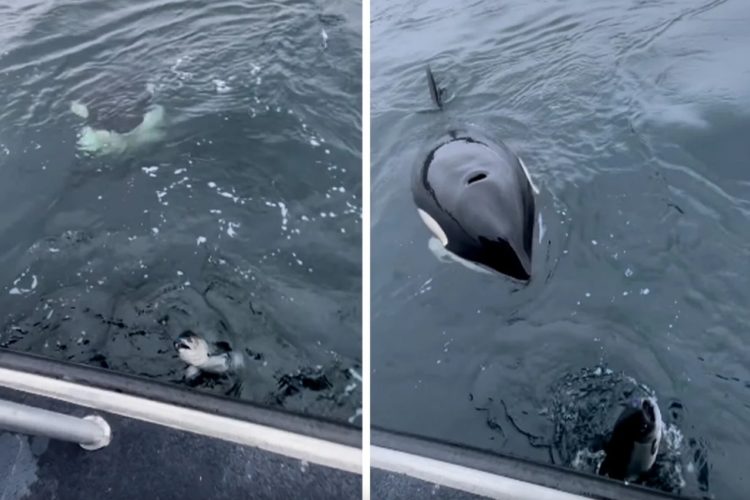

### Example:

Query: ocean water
xmin=371 ymin=0 xmax=750 ymax=497
xmin=0 ymin=0 xmax=362 ymax=424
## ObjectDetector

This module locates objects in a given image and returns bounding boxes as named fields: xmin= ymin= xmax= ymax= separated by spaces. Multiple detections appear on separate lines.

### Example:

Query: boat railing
xmin=0 ymin=348 xmax=361 ymax=474
xmin=372 ymin=427 xmax=689 ymax=500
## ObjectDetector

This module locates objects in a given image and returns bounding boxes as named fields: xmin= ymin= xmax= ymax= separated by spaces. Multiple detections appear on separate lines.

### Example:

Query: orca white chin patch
xmin=177 ymin=336 xmax=211 ymax=366
xmin=418 ymin=208 xmax=491 ymax=275
xmin=417 ymin=208 xmax=448 ymax=246
xmin=518 ymin=156 xmax=540 ymax=195
xmin=427 ymin=237 xmax=492 ymax=275
xmin=650 ymin=397 xmax=663 ymax=453
xmin=627 ymin=398 xmax=664 ymax=480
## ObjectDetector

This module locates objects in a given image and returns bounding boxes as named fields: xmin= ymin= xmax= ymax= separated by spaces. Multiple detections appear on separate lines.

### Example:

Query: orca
xmin=70 ymin=85 xmax=166 ymax=156
xmin=599 ymin=396 xmax=663 ymax=481
xmin=411 ymin=66 xmax=538 ymax=281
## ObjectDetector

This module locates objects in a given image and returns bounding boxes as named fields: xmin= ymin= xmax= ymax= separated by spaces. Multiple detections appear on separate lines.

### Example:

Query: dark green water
xmin=372 ymin=0 xmax=750 ymax=497
xmin=0 ymin=0 xmax=362 ymax=424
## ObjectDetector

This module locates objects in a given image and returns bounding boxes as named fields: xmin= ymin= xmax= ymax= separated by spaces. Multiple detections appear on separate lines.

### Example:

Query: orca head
xmin=600 ymin=397 xmax=663 ymax=481
xmin=174 ymin=330 xmax=210 ymax=366
xmin=622 ymin=397 xmax=661 ymax=444
xmin=414 ymin=137 xmax=536 ymax=281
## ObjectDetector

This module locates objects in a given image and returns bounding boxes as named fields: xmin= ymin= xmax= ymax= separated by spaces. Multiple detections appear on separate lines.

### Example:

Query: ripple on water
xmin=0 ymin=0 xmax=361 ymax=424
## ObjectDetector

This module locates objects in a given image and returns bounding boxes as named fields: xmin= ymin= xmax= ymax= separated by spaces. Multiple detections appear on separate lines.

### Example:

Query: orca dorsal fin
xmin=426 ymin=65 xmax=445 ymax=110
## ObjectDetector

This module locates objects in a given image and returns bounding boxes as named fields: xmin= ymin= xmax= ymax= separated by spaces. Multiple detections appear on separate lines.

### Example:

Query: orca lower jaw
xmin=468 ymin=237 xmax=531 ymax=281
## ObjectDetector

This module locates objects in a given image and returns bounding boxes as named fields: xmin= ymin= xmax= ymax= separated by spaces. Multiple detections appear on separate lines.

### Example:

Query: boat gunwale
xmin=0 ymin=348 xmax=362 ymax=471
xmin=372 ymin=427 xmax=693 ymax=500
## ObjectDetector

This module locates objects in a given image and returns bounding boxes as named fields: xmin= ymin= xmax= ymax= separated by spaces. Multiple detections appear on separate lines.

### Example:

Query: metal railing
xmin=0 ymin=349 xmax=361 ymax=473
xmin=0 ymin=398 xmax=111 ymax=450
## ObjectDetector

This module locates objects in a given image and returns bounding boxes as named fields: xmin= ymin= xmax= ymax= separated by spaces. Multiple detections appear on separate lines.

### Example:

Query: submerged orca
xmin=70 ymin=85 xmax=166 ymax=156
xmin=411 ymin=66 xmax=538 ymax=281
xmin=599 ymin=396 xmax=663 ymax=481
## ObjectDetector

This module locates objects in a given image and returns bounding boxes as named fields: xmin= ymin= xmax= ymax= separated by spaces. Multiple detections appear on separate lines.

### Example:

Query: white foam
xmin=8 ymin=272 xmax=37 ymax=295
xmin=348 ymin=408 xmax=362 ymax=424
xmin=348 ymin=368 xmax=362 ymax=383
xmin=278 ymin=202 xmax=288 ymax=231
xmin=538 ymin=213 xmax=546 ymax=243
xmin=197 ymin=236 xmax=207 ymax=245
xmin=213 ymin=79 xmax=231 ymax=93
xmin=218 ymin=191 xmax=240 ymax=203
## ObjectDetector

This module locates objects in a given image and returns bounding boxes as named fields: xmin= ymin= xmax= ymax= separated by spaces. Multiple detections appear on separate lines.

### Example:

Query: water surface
xmin=372 ymin=0 xmax=750 ymax=496
xmin=0 ymin=0 xmax=362 ymax=424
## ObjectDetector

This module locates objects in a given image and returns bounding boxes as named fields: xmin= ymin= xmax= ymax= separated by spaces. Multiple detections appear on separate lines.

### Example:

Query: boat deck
xmin=0 ymin=387 xmax=361 ymax=500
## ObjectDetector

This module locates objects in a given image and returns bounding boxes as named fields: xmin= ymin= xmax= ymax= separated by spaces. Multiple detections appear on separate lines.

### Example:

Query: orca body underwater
xmin=411 ymin=66 xmax=538 ymax=281
xmin=70 ymin=86 xmax=166 ymax=156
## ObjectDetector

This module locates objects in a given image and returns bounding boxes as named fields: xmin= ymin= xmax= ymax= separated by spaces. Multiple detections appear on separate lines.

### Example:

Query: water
xmin=371 ymin=0 xmax=750 ymax=497
xmin=0 ymin=0 xmax=362 ymax=425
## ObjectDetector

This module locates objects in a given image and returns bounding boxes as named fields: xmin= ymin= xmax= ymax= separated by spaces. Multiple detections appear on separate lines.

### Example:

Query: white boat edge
xmin=372 ymin=445 xmax=589 ymax=500
xmin=0 ymin=366 xmax=362 ymax=474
